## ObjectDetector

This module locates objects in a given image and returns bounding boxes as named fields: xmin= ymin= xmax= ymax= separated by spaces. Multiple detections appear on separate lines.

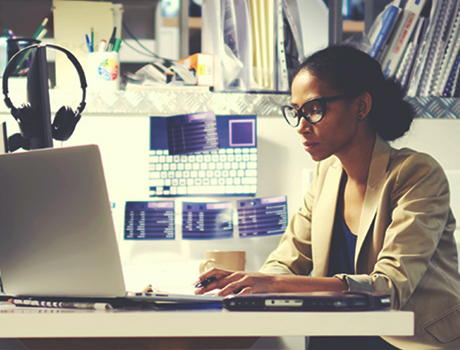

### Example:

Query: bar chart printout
xmin=166 ymin=111 xmax=219 ymax=155
xmin=124 ymin=201 xmax=175 ymax=240
xmin=237 ymin=196 xmax=288 ymax=237
xmin=182 ymin=201 xmax=234 ymax=239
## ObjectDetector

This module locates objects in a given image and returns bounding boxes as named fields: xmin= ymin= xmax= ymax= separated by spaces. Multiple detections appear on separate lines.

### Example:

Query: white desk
xmin=0 ymin=302 xmax=413 ymax=349
xmin=0 ymin=303 xmax=413 ymax=338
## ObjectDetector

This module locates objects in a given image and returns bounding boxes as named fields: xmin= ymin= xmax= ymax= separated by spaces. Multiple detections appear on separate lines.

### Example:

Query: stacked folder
xmin=369 ymin=0 xmax=460 ymax=97
xmin=201 ymin=0 xmax=328 ymax=92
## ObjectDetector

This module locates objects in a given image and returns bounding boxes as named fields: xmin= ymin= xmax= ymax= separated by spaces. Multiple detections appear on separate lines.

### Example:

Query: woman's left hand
xmin=194 ymin=267 xmax=278 ymax=296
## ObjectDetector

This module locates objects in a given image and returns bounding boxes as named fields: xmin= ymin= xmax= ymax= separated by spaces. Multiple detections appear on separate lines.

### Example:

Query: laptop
xmin=0 ymin=145 xmax=222 ymax=310
xmin=223 ymin=291 xmax=391 ymax=312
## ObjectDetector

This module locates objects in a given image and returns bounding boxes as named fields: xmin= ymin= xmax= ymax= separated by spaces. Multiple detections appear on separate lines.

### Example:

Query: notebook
xmin=223 ymin=291 xmax=391 ymax=311
xmin=0 ymin=145 xmax=222 ymax=309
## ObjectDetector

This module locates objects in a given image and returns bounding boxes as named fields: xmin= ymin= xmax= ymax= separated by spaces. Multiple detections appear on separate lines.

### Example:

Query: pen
xmin=91 ymin=26 xmax=94 ymax=49
xmin=85 ymin=34 xmax=93 ymax=53
xmin=195 ymin=276 xmax=217 ymax=288
xmin=107 ymin=26 xmax=117 ymax=51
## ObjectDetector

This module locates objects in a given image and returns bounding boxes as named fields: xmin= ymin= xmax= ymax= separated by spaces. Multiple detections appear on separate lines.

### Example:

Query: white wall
xmin=63 ymin=116 xmax=460 ymax=288
xmin=0 ymin=113 xmax=457 ymax=350
xmin=2 ymin=113 xmax=460 ymax=292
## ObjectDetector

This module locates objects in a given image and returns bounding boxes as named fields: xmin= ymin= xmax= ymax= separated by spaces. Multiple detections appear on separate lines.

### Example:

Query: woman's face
xmin=291 ymin=70 xmax=360 ymax=162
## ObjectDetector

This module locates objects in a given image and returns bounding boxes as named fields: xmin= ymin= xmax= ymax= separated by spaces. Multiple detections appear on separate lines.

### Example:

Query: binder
xmin=442 ymin=49 xmax=460 ymax=96
xmin=452 ymin=59 xmax=460 ymax=96
xmin=201 ymin=0 xmax=327 ymax=92
xmin=201 ymin=0 xmax=225 ymax=90
xmin=281 ymin=0 xmax=328 ymax=84
xmin=295 ymin=0 xmax=328 ymax=58
xmin=433 ymin=1 xmax=460 ymax=96
xmin=421 ymin=0 xmax=457 ymax=96
xmin=406 ymin=0 xmax=442 ymax=97
xmin=249 ymin=0 xmax=263 ymax=87
xmin=267 ymin=1 xmax=275 ymax=90
xmin=368 ymin=1 xmax=402 ymax=59
xmin=397 ymin=17 xmax=427 ymax=91
xmin=276 ymin=0 xmax=289 ymax=91
xmin=222 ymin=0 xmax=245 ymax=88
xmin=404 ymin=16 xmax=429 ymax=95
xmin=381 ymin=0 xmax=428 ymax=78
xmin=234 ymin=0 xmax=258 ymax=90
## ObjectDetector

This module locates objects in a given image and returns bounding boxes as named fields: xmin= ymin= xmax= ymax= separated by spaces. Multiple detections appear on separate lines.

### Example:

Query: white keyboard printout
xmin=149 ymin=113 xmax=257 ymax=197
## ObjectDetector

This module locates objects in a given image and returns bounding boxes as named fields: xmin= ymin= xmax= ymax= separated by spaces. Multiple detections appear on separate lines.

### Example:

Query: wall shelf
xmin=0 ymin=90 xmax=456 ymax=119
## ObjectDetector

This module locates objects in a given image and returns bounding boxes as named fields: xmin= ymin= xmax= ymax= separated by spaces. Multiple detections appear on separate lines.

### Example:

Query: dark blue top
xmin=316 ymin=211 xmax=399 ymax=350
xmin=327 ymin=211 xmax=357 ymax=276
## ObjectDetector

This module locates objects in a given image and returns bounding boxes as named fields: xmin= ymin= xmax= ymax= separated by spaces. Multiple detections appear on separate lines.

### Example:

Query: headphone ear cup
xmin=14 ymin=103 xmax=35 ymax=139
xmin=52 ymin=105 xmax=81 ymax=141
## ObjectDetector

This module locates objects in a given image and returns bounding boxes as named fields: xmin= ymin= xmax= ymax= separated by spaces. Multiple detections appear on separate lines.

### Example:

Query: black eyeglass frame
xmin=281 ymin=93 xmax=356 ymax=127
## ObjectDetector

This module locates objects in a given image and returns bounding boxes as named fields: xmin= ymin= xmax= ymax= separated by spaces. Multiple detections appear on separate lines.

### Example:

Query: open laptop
xmin=0 ymin=145 xmax=222 ymax=310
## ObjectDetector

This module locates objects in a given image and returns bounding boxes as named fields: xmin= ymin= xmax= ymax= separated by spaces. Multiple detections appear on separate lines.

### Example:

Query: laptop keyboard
xmin=149 ymin=148 xmax=257 ymax=197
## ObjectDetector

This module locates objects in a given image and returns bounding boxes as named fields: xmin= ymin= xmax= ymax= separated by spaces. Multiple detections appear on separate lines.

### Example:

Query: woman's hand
xmin=194 ymin=269 xmax=348 ymax=296
xmin=194 ymin=268 xmax=277 ymax=296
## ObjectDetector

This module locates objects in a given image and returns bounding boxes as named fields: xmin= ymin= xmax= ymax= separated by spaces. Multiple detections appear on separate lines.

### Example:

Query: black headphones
xmin=2 ymin=43 xmax=87 ymax=150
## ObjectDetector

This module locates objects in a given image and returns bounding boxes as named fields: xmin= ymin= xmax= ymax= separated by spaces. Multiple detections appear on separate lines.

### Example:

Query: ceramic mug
xmin=199 ymin=250 xmax=246 ymax=274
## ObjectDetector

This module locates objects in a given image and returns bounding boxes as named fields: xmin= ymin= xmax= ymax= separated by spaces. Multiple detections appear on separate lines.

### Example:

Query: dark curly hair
xmin=294 ymin=45 xmax=414 ymax=141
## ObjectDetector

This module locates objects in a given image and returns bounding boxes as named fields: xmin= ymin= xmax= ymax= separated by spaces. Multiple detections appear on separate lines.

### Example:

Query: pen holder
xmin=86 ymin=52 xmax=120 ymax=91
xmin=7 ymin=38 xmax=41 ymax=77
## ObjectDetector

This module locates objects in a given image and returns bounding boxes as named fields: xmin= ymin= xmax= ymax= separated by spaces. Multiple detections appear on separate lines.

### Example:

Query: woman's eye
xmin=302 ymin=101 xmax=322 ymax=116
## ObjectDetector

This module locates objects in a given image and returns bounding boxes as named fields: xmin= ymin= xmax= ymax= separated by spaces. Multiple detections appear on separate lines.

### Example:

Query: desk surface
xmin=0 ymin=303 xmax=413 ymax=338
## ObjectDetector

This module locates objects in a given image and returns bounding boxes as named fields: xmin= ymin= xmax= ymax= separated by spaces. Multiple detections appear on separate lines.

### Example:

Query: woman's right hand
xmin=194 ymin=268 xmax=278 ymax=296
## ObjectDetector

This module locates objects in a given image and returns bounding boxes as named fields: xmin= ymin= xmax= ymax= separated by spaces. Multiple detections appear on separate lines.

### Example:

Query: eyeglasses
xmin=281 ymin=94 xmax=355 ymax=127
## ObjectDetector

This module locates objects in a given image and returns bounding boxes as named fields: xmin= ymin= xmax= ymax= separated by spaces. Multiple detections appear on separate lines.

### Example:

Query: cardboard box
xmin=177 ymin=53 xmax=214 ymax=86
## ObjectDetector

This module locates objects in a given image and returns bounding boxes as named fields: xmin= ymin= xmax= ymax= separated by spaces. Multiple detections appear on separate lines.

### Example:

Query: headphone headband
xmin=2 ymin=43 xmax=87 ymax=114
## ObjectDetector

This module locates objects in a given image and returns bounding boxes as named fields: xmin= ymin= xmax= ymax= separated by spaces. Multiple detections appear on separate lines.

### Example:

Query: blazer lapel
xmin=311 ymin=160 xmax=342 ymax=277
xmin=355 ymin=136 xmax=392 ymax=267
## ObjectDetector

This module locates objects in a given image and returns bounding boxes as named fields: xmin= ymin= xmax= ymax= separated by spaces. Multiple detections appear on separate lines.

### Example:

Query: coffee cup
xmin=199 ymin=250 xmax=246 ymax=274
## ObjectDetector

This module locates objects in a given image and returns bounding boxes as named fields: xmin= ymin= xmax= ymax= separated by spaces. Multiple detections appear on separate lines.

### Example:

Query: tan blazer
xmin=261 ymin=135 xmax=460 ymax=349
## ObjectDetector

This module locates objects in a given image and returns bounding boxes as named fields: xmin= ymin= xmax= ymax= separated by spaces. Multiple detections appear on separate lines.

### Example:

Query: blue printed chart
xmin=124 ymin=201 xmax=175 ymax=240
xmin=237 ymin=196 xmax=288 ymax=237
xmin=182 ymin=201 xmax=234 ymax=239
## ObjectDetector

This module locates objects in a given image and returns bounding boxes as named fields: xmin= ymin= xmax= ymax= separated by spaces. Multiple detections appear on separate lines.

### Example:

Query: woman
xmin=195 ymin=45 xmax=460 ymax=349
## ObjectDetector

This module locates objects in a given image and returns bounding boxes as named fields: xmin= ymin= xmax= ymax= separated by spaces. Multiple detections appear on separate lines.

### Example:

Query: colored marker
xmin=85 ymin=34 xmax=93 ymax=53
xmin=98 ymin=39 xmax=107 ymax=52
xmin=113 ymin=38 xmax=121 ymax=53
